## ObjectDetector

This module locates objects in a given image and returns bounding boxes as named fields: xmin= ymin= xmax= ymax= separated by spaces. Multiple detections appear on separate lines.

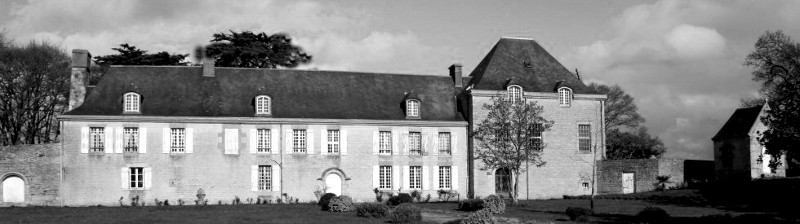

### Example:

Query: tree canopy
xmin=587 ymin=83 xmax=644 ymax=130
xmin=745 ymin=30 xmax=800 ymax=171
xmin=94 ymin=43 xmax=188 ymax=66
xmin=204 ymin=31 xmax=312 ymax=68
xmin=606 ymin=127 xmax=666 ymax=160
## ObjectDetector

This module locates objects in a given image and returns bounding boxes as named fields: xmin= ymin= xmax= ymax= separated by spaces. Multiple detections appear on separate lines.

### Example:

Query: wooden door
xmin=622 ymin=172 xmax=635 ymax=194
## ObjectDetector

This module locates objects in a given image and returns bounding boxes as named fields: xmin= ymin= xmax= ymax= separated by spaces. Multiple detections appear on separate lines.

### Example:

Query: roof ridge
xmin=109 ymin=65 xmax=449 ymax=78
xmin=501 ymin=36 xmax=536 ymax=41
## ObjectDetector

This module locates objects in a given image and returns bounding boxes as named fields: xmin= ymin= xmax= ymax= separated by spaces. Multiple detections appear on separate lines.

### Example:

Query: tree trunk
xmin=511 ymin=171 xmax=520 ymax=206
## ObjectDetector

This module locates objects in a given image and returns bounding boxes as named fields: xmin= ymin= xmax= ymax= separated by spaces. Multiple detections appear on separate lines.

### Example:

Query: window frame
xmin=258 ymin=165 xmax=272 ymax=191
xmin=409 ymin=166 xmax=422 ymax=190
xmin=293 ymin=129 xmax=307 ymax=153
xmin=129 ymin=167 xmax=144 ymax=190
xmin=123 ymin=92 xmax=141 ymax=113
xmin=578 ymin=124 xmax=591 ymax=151
xmin=408 ymin=132 xmax=422 ymax=155
xmin=529 ymin=123 xmax=543 ymax=151
xmin=406 ymin=99 xmax=420 ymax=119
xmin=558 ymin=87 xmax=572 ymax=107
xmin=89 ymin=127 xmax=105 ymax=152
xmin=507 ymin=85 xmax=522 ymax=104
xmin=379 ymin=166 xmax=392 ymax=190
xmin=123 ymin=127 xmax=139 ymax=152
xmin=257 ymin=129 xmax=271 ymax=153
xmin=255 ymin=95 xmax=272 ymax=116
xmin=438 ymin=132 xmax=451 ymax=155
xmin=439 ymin=166 xmax=452 ymax=189
xmin=327 ymin=130 xmax=340 ymax=154
xmin=170 ymin=128 xmax=186 ymax=153
xmin=379 ymin=131 xmax=392 ymax=155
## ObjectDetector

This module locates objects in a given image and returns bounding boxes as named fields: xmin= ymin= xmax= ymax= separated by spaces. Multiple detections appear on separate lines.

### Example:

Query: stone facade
xmin=713 ymin=104 xmax=786 ymax=181
xmin=597 ymin=158 xmax=684 ymax=194
xmin=0 ymin=144 xmax=61 ymax=206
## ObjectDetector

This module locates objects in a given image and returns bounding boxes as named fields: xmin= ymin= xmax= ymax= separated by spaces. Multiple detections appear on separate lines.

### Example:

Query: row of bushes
xmin=355 ymin=203 xmax=423 ymax=223
xmin=457 ymin=195 xmax=505 ymax=214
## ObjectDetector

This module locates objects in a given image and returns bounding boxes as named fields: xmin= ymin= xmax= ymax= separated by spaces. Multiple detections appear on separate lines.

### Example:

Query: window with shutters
xmin=171 ymin=128 xmax=186 ymax=152
xmin=409 ymin=166 xmax=422 ymax=189
xmin=258 ymin=165 xmax=272 ymax=190
xmin=578 ymin=124 xmax=591 ymax=151
xmin=123 ymin=92 xmax=140 ymax=113
xmin=130 ymin=167 xmax=144 ymax=189
xmin=327 ymin=130 xmax=340 ymax=154
xmin=529 ymin=123 xmax=543 ymax=151
xmin=89 ymin=127 xmax=105 ymax=152
xmin=255 ymin=95 xmax=271 ymax=115
xmin=379 ymin=131 xmax=392 ymax=154
xmin=409 ymin=132 xmax=422 ymax=155
xmin=293 ymin=129 xmax=307 ymax=153
xmin=379 ymin=166 xmax=392 ymax=190
xmin=439 ymin=166 xmax=451 ymax=189
xmin=123 ymin=127 xmax=139 ymax=152
xmin=438 ymin=132 xmax=451 ymax=155
xmin=257 ymin=129 xmax=271 ymax=153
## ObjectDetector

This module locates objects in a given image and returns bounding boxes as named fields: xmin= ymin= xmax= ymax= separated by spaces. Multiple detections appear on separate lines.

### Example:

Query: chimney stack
xmin=202 ymin=57 xmax=215 ymax=77
xmin=449 ymin=63 xmax=463 ymax=88
xmin=68 ymin=49 xmax=91 ymax=111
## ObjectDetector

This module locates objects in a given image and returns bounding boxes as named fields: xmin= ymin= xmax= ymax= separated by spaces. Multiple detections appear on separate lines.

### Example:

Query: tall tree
xmin=606 ymin=127 xmax=666 ymax=160
xmin=587 ymin=83 xmax=644 ymax=131
xmin=94 ymin=43 xmax=188 ymax=66
xmin=204 ymin=31 xmax=312 ymax=68
xmin=0 ymin=40 xmax=70 ymax=145
xmin=745 ymin=30 xmax=800 ymax=171
xmin=473 ymin=97 xmax=554 ymax=205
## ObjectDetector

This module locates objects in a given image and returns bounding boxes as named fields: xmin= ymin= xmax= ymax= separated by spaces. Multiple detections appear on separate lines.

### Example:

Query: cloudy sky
xmin=2 ymin=0 xmax=799 ymax=160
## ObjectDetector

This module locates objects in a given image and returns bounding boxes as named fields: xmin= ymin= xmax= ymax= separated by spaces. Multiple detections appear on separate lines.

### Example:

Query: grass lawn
xmin=0 ymin=204 xmax=386 ymax=224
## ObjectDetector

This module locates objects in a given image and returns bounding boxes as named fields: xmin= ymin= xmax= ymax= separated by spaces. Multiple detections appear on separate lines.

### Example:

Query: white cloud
xmin=664 ymin=24 xmax=726 ymax=59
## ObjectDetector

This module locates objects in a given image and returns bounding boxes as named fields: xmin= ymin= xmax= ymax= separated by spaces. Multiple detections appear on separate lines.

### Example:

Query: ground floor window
xmin=379 ymin=166 xmax=392 ymax=189
xmin=130 ymin=167 xmax=144 ymax=189
xmin=259 ymin=165 xmax=272 ymax=190
xmin=439 ymin=166 xmax=451 ymax=189
xmin=409 ymin=166 xmax=422 ymax=189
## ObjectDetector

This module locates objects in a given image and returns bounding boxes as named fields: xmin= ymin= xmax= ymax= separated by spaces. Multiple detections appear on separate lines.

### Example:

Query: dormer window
xmin=558 ymin=87 xmax=572 ymax=107
xmin=123 ymin=92 xmax=140 ymax=113
xmin=255 ymin=95 xmax=271 ymax=115
xmin=507 ymin=85 xmax=522 ymax=103
xmin=406 ymin=99 xmax=420 ymax=118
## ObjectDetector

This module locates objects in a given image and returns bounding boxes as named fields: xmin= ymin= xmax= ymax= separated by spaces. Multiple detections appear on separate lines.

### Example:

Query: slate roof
xmin=712 ymin=105 xmax=764 ymax=141
xmin=66 ymin=66 xmax=463 ymax=121
xmin=467 ymin=37 xmax=593 ymax=93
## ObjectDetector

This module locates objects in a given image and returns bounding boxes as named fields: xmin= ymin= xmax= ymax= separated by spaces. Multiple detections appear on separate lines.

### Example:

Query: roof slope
xmin=66 ymin=66 xmax=463 ymax=121
xmin=712 ymin=105 xmax=764 ymax=141
xmin=467 ymin=37 xmax=592 ymax=93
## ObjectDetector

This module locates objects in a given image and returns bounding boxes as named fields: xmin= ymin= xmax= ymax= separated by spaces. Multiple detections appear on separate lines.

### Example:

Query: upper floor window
xmin=438 ymin=132 xmax=452 ymax=155
xmin=409 ymin=132 xmax=422 ymax=155
xmin=123 ymin=127 xmax=139 ymax=152
xmin=578 ymin=124 xmax=591 ymax=151
xmin=507 ymin=85 xmax=522 ymax=103
xmin=255 ymin=95 xmax=272 ymax=115
xmin=379 ymin=131 xmax=392 ymax=154
xmin=124 ymin=92 xmax=140 ymax=113
xmin=529 ymin=123 xmax=543 ymax=151
xmin=327 ymin=130 xmax=340 ymax=154
xmin=293 ymin=129 xmax=307 ymax=153
xmin=171 ymin=128 xmax=186 ymax=153
xmin=406 ymin=100 xmax=420 ymax=118
xmin=559 ymin=87 xmax=572 ymax=107
xmin=89 ymin=127 xmax=105 ymax=152
xmin=257 ymin=129 xmax=271 ymax=153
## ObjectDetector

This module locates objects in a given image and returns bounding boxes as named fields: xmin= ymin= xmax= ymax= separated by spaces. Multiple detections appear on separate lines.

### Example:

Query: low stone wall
xmin=0 ymin=143 xmax=62 ymax=206
xmin=597 ymin=158 xmax=685 ymax=195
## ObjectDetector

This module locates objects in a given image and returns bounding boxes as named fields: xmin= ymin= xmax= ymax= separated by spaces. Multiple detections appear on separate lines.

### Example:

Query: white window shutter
xmin=285 ymin=129 xmax=293 ymax=154
xmin=307 ymin=130 xmax=315 ymax=154
xmin=121 ymin=167 xmax=128 ymax=189
xmin=433 ymin=166 xmax=439 ymax=190
xmin=144 ymin=167 xmax=152 ymax=190
xmin=224 ymin=129 xmax=238 ymax=154
xmin=423 ymin=166 xmax=430 ymax=190
xmin=422 ymin=134 xmax=429 ymax=155
xmin=372 ymin=166 xmax=379 ymax=188
xmin=272 ymin=165 xmax=281 ymax=192
xmin=115 ymin=127 xmax=123 ymax=153
xmin=162 ymin=128 xmax=170 ymax=153
xmin=372 ymin=131 xmax=378 ymax=155
xmin=402 ymin=166 xmax=410 ymax=189
xmin=186 ymin=128 xmax=194 ymax=153
xmin=139 ymin=128 xmax=147 ymax=153
xmin=104 ymin=128 xmax=114 ymax=154
xmin=452 ymin=166 xmax=459 ymax=190
xmin=432 ymin=133 xmax=439 ymax=156
xmin=271 ymin=129 xmax=279 ymax=154
xmin=251 ymin=165 xmax=258 ymax=191
xmin=320 ymin=128 xmax=327 ymax=155
xmin=80 ymin=127 xmax=89 ymax=153
xmin=451 ymin=134 xmax=457 ymax=155
xmin=402 ymin=133 xmax=409 ymax=155
xmin=392 ymin=166 xmax=400 ymax=190
xmin=249 ymin=129 xmax=257 ymax=154
xmin=341 ymin=130 xmax=348 ymax=155
xmin=392 ymin=132 xmax=399 ymax=155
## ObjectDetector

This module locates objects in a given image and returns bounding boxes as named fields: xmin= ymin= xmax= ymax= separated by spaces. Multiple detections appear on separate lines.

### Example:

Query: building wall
xmin=747 ymin=115 xmax=786 ymax=178
xmin=597 ymin=158 xmax=684 ymax=195
xmin=61 ymin=120 xmax=467 ymax=206
xmin=713 ymin=138 xmax=751 ymax=181
xmin=469 ymin=91 xmax=603 ymax=199
xmin=0 ymin=144 xmax=61 ymax=206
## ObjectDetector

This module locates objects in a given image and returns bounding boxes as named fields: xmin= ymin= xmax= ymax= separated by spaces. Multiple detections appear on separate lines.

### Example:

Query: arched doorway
xmin=325 ymin=173 xmax=342 ymax=196
xmin=495 ymin=168 xmax=511 ymax=198
xmin=3 ymin=176 xmax=25 ymax=203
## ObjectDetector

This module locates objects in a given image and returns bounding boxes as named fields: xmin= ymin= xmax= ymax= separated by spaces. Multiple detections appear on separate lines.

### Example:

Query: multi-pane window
xmin=171 ymin=128 xmax=186 ymax=152
xmin=578 ymin=124 xmax=591 ymax=151
xmin=130 ymin=167 xmax=143 ymax=189
xmin=293 ymin=129 xmax=307 ymax=153
xmin=327 ymin=130 xmax=340 ymax=154
xmin=379 ymin=166 xmax=392 ymax=189
xmin=124 ymin=92 xmax=140 ymax=112
xmin=379 ymin=131 xmax=392 ymax=154
xmin=255 ymin=95 xmax=271 ymax=115
xmin=257 ymin=129 xmax=271 ymax=153
xmin=507 ymin=86 xmax=522 ymax=103
xmin=439 ymin=166 xmax=452 ymax=189
xmin=89 ymin=127 xmax=105 ymax=152
xmin=529 ymin=123 xmax=543 ymax=151
xmin=438 ymin=132 xmax=451 ymax=155
xmin=409 ymin=132 xmax=422 ymax=155
xmin=406 ymin=100 xmax=420 ymax=118
xmin=123 ymin=127 xmax=139 ymax=152
xmin=258 ymin=165 xmax=272 ymax=190
xmin=409 ymin=166 xmax=422 ymax=189
xmin=559 ymin=88 xmax=571 ymax=106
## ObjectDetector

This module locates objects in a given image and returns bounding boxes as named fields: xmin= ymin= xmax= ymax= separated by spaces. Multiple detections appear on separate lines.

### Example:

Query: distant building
xmin=712 ymin=104 xmax=786 ymax=180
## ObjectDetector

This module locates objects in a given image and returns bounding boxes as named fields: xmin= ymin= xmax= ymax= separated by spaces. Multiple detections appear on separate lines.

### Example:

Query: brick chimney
xmin=449 ymin=63 xmax=463 ymax=88
xmin=202 ymin=57 xmax=215 ymax=77
xmin=68 ymin=49 xmax=91 ymax=111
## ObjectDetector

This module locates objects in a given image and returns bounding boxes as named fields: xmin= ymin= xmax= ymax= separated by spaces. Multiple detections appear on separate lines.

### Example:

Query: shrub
xmin=481 ymin=195 xmax=505 ymax=214
xmin=460 ymin=209 xmax=497 ymax=224
xmin=410 ymin=190 xmax=422 ymax=202
xmin=636 ymin=206 xmax=669 ymax=223
xmin=458 ymin=199 xmax=484 ymax=211
xmin=356 ymin=203 xmax=390 ymax=218
xmin=318 ymin=193 xmax=337 ymax=210
xmin=388 ymin=193 xmax=413 ymax=206
xmin=328 ymin=195 xmax=355 ymax=212
xmin=565 ymin=207 xmax=592 ymax=221
xmin=389 ymin=203 xmax=422 ymax=223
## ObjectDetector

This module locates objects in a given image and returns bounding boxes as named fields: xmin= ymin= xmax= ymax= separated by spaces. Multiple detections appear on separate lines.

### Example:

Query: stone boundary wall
xmin=597 ymin=158 xmax=685 ymax=195
xmin=0 ymin=143 xmax=62 ymax=206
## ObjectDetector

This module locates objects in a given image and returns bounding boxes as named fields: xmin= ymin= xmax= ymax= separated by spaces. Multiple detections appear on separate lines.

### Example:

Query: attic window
xmin=558 ymin=87 xmax=572 ymax=107
xmin=523 ymin=60 xmax=533 ymax=68
xmin=255 ymin=95 xmax=272 ymax=115
xmin=123 ymin=92 xmax=140 ymax=113
xmin=406 ymin=99 xmax=420 ymax=119
xmin=507 ymin=85 xmax=522 ymax=104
